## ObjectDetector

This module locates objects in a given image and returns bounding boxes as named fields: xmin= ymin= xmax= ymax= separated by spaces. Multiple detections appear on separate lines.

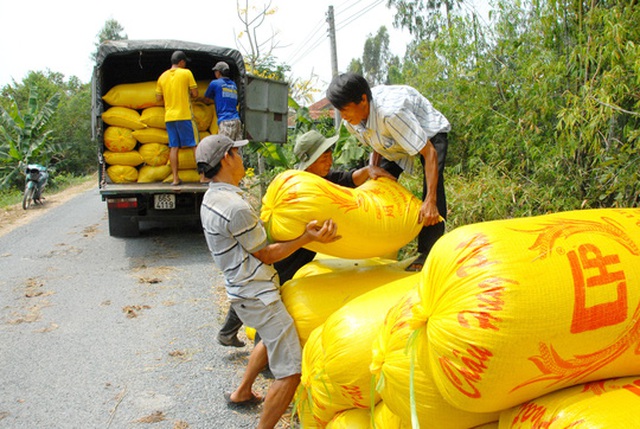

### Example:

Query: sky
xmin=0 ymin=0 xmax=489 ymax=103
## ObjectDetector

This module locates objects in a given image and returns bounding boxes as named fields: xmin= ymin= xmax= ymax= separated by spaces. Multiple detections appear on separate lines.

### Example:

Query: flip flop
xmin=224 ymin=392 xmax=263 ymax=408
xmin=171 ymin=179 xmax=182 ymax=186
xmin=405 ymin=253 xmax=427 ymax=272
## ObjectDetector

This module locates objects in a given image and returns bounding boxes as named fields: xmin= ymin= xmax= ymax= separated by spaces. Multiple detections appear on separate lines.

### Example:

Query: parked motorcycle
xmin=22 ymin=164 xmax=49 ymax=210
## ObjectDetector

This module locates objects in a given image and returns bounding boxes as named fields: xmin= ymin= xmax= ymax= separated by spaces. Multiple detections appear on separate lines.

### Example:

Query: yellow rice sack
xmin=411 ymin=208 xmax=640 ymax=412
xmin=101 ymin=106 xmax=146 ymax=130
xmin=166 ymin=147 xmax=196 ymax=170
xmin=137 ymin=165 xmax=172 ymax=183
xmin=292 ymin=256 xmax=401 ymax=280
xmin=140 ymin=107 xmax=166 ymax=129
xmin=103 ymin=150 xmax=144 ymax=167
xmin=192 ymin=102 xmax=214 ymax=131
xmin=370 ymin=288 xmax=500 ymax=428
xmin=260 ymin=170 xmax=422 ymax=259
xmin=209 ymin=108 xmax=219 ymax=134
xmin=294 ymin=276 xmax=418 ymax=427
xmin=102 ymin=81 xmax=162 ymax=110
xmin=499 ymin=376 xmax=640 ymax=428
xmin=325 ymin=408 xmax=370 ymax=429
xmin=106 ymin=165 xmax=138 ymax=183
xmin=374 ymin=402 xmax=409 ymax=429
xmin=162 ymin=169 xmax=201 ymax=183
xmin=199 ymin=130 xmax=211 ymax=141
xmin=138 ymin=143 xmax=170 ymax=166
xmin=281 ymin=262 xmax=414 ymax=345
xmin=104 ymin=126 xmax=137 ymax=152
xmin=132 ymin=128 xmax=169 ymax=144
xmin=295 ymin=326 xmax=352 ymax=428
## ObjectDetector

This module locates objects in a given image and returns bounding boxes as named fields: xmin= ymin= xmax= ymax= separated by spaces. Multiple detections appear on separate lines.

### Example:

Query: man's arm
xmin=418 ymin=140 xmax=441 ymax=226
xmin=252 ymin=219 xmax=339 ymax=265
xmin=351 ymin=165 xmax=396 ymax=186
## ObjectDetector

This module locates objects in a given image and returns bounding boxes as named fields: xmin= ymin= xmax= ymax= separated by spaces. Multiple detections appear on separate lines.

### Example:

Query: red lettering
xmin=568 ymin=243 xmax=628 ymax=333
xmin=622 ymin=379 xmax=640 ymax=397
xmin=439 ymin=345 xmax=492 ymax=398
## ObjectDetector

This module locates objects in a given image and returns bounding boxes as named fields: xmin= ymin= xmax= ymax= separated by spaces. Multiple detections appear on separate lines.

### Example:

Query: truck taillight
xmin=107 ymin=197 xmax=138 ymax=209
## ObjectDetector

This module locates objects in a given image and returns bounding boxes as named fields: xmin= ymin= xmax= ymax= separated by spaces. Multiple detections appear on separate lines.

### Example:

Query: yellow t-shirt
xmin=156 ymin=68 xmax=197 ymax=122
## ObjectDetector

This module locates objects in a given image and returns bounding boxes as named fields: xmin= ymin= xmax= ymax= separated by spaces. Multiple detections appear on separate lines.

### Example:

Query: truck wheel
xmin=107 ymin=211 xmax=139 ymax=237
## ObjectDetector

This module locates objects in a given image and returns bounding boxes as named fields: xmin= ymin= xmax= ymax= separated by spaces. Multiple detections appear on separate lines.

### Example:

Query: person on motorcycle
xmin=25 ymin=164 xmax=49 ymax=204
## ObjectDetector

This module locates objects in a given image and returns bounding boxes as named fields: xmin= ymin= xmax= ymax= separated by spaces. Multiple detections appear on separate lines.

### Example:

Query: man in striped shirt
xmin=196 ymin=134 xmax=339 ymax=429
xmin=326 ymin=73 xmax=450 ymax=271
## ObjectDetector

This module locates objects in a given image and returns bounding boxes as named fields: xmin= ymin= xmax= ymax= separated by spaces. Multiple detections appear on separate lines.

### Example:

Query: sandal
xmin=224 ymin=392 xmax=263 ymax=408
xmin=406 ymin=253 xmax=427 ymax=272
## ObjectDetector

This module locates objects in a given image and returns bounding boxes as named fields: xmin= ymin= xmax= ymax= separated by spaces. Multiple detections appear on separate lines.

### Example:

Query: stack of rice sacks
xmin=101 ymin=80 xmax=217 ymax=184
xmin=258 ymin=174 xmax=640 ymax=429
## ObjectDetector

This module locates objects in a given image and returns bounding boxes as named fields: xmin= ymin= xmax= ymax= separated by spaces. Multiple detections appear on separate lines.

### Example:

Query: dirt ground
xmin=0 ymin=177 xmax=96 ymax=238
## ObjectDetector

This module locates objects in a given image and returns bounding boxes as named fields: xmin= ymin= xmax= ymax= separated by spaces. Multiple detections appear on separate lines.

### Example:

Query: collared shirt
xmin=200 ymin=182 xmax=279 ymax=303
xmin=344 ymin=85 xmax=451 ymax=175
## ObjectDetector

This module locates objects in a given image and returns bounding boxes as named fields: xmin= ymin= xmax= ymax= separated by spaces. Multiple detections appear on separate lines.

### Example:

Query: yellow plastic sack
xmin=199 ymin=130 xmax=211 ymax=141
xmin=103 ymin=126 xmax=137 ymax=152
xmin=411 ymin=208 xmax=640 ymax=412
xmin=162 ymin=169 xmax=201 ymax=183
xmin=499 ymin=376 xmax=640 ymax=428
xmin=292 ymin=256 xmax=401 ymax=280
xmin=208 ymin=108 xmax=219 ymax=134
xmin=138 ymin=143 xmax=170 ymax=166
xmin=325 ymin=408 xmax=370 ymax=429
xmin=260 ymin=170 xmax=422 ymax=259
xmin=295 ymin=326 xmax=352 ymax=428
xmin=373 ymin=402 xmax=409 ymax=429
xmin=102 ymin=81 xmax=163 ymax=110
xmin=370 ymin=288 xmax=500 ymax=428
xmin=101 ymin=106 xmax=146 ymax=130
xmin=132 ymin=128 xmax=169 ymax=144
xmin=140 ymin=106 xmax=166 ymax=129
xmin=281 ymin=261 xmax=415 ymax=345
xmin=137 ymin=165 xmax=172 ymax=183
xmin=192 ymin=102 xmax=214 ymax=131
xmin=106 ymin=165 xmax=138 ymax=183
xmin=103 ymin=150 xmax=144 ymax=167
xmin=166 ymin=148 xmax=196 ymax=170
xmin=294 ymin=275 xmax=418 ymax=427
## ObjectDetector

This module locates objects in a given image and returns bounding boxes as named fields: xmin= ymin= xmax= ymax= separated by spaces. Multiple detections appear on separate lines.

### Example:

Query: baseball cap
xmin=196 ymin=135 xmax=249 ymax=169
xmin=212 ymin=61 xmax=230 ymax=72
xmin=171 ymin=51 xmax=190 ymax=64
xmin=294 ymin=130 xmax=339 ymax=170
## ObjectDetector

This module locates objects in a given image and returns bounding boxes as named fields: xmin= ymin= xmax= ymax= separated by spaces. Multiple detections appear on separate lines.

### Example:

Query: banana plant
xmin=0 ymin=87 xmax=61 ymax=189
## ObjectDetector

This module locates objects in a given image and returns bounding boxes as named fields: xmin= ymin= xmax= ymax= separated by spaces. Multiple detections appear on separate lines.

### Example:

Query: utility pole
xmin=326 ymin=5 xmax=341 ymax=130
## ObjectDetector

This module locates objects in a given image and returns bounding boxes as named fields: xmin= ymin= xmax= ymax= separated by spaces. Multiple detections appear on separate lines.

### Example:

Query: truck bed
xmin=99 ymin=182 xmax=209 ymax=196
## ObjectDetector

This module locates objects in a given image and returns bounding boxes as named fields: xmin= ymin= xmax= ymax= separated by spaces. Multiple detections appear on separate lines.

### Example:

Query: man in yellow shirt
xmin=156 ymin=51 xmax=198 ymax=185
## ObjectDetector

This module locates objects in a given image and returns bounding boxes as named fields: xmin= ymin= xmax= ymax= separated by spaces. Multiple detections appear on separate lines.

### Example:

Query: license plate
xmin=154 ymin=194 xmax=176 ymax=210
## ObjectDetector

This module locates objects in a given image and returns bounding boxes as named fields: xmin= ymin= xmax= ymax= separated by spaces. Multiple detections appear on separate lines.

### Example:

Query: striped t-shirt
xmin=200 ymin=182 xmax=279 ymax=303
xmin=344 ymin=85 xmax=451 ymax=175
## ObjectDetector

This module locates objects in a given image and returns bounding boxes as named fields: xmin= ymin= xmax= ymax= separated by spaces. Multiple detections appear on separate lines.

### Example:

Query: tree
xmin=0 ymin=86 xmax=61 ymax=189
xmin=362 ymin=26 xmax=392 ymax=85
xmin=91 ymin=19 xmax=127 ymax=61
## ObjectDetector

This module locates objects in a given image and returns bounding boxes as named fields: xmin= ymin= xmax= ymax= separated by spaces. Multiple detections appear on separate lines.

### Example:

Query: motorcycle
xmin=22 ymin=164 xmax=49 ymax=210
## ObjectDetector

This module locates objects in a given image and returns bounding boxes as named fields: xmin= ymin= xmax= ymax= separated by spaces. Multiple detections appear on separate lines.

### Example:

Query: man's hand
xmin=418 ymin=200 xmax=443 ymax=226
xmin=305 ymin=219 xmax=341 ymax=243
xmin=368 ymin=165 xmax=397 ymax=181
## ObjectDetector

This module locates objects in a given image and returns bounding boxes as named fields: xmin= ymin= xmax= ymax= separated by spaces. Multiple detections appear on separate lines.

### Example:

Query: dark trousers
xmin=380 ymin=132 xmax=448 ymax=256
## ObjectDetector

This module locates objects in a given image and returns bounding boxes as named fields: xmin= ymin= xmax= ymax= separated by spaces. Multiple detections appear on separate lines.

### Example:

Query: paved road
xmin=0 ymin=187 xmax=272 ymax=428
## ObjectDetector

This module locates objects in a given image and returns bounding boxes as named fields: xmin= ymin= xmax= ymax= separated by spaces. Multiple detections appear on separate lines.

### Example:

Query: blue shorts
xmin=166 ymin=120 xmax=197 ymax=148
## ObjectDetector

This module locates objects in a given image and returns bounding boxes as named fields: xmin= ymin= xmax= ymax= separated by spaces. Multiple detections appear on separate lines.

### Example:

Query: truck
xmin=92 ymin=39 xmax=288 ymax=237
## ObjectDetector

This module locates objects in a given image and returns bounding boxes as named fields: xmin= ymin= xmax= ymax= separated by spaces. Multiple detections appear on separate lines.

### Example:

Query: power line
xmin=285 ymin=0 xmax=387 ymax=68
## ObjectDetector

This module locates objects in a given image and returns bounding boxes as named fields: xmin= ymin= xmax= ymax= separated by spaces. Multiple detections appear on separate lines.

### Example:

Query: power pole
xmin=326 ymin=5 xmax=341 ymax=130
